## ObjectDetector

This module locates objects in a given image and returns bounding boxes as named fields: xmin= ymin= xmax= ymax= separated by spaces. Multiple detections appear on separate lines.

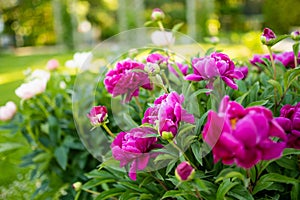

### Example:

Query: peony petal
xmin=275 ymin=117 xmax=292 ymax=132
xmin=136 ymin=155 xmax=150 ymax=170
xmin=185 ymin=74 xmax=203 ymax=82
xmin=221 ymin=76 xmax=238 ymax=90
xmin=129 ymin=160 xmax=137 ymax=180
xmin=233 ymin=116 xmax=257 ymax=147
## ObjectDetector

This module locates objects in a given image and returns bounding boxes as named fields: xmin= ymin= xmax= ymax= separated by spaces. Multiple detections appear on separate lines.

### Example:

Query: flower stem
xmin=267 ymin=46 xmax=278 ymax=112
xmin=134 ymin=96 xmax=143 ymax=116
xmin=82 ymin=188 xmax=100 ymax=195
xmin=170 ymin=140 xmax=197 ymax=169
xmin=102 ymin=123 xmax=115 ymax=138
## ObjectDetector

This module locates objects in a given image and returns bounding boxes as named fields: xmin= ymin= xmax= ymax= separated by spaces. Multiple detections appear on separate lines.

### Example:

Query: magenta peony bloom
xmin=104 ymin=59 xmax=152 ymax=102
xmin=151 ymin=8 xmax=165 ymax=21
xmin=168 ymin=62 xmax=188 ymax=77
xmin=276 ymin=102 xmax=300 ymax=149
xmin=142 ymin=92 xmax=194 ymax=138
xmin=87 ymin=105 xmax=108 ymax=126
xmin=111 ymin=127 xmax=162 ymax=180
xmin=175 ymin=161 xmax=195 ymax=181
xmin=146 ymin=53 xmax=168 ymax=64
xmin=261 ymin=28 xmax=276 ymax=45
xmin=203 ymin=96 xmax=287 ymax=168
xmin=185 ymin=52 xmax=244 ymax=90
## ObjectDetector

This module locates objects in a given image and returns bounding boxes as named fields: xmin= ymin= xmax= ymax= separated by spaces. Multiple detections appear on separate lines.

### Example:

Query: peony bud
xmin=291 ymin=30 xmax=300 ymax=41
xmin=72 ymin=182 xmax=82 ymax=192
xmin=87 ymin=105 xmax=108 ymax=126
xmin=151 ymin=8 xmax=165 ymax=21
xmin=0 ymin=101 xmax=17 ymax=121
xmin=161 ymin=131 xmax=174 ymax=141
xmin=261 ymin=28 xmax=276 ymax=46
xmin=175 ymin=161 xmax=195 ymax=182
xmin=145 ymin=62 xmax=160 ymax=75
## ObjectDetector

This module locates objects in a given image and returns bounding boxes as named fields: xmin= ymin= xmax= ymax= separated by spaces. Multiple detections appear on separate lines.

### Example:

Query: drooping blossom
xmin=250 ymin=52 xmax=300 ymax=69
xmin=175 ymin=161 xmax=195 ymax=181
xmin=276 ymin=102 xmax=300 ymax=149
xmin=151 ymin=8 xmax=165 ymax=21
xmin=203 ymin=96 xmax=287 ymax=168
xmin=142 ymin=91 xmax=194 ymax=138
xmin=104 ymin=59 xmax=152 ymax=102
xmin=0 ymin=101 xmax=17 ymax=121
xmin=185 ymin=52 xmax=244 ymax=90
xmin=151 ymin=31 xmax=175 ymax=46
xmin=46 ymin=59 xmax=60 ymax=70
xmin=111 ymin=127 xmax=162 ymax=180
xmin=87 ymin=105 xmax=108 ymax=126
xmin=260 ymin=28 xmax=276 ymax=46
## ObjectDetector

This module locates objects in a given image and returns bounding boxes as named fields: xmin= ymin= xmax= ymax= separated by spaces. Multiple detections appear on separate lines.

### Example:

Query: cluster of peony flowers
xmin=250 ymin=51 xmax=300 ymax=69
xmin=203 ymin=96 xmax=287 ymax=168
xmin=15 ymin=69 xmax=50 ymax=100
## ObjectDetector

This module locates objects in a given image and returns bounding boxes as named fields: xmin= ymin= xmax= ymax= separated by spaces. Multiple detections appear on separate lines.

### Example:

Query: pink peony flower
xmin=15 ymin=79 xmax=48 ymax=100
xmin=142 ymin=91 xmax=194 ymax=137
xmin=175 ymin=161 xmax=195 ymax=181
xmin=104 ymin=59 xmax=152 ymax=102
xmin=291 ymin=30 xmax=300 ymax=41
xmin=185 ymin=52 xmax=244 ymax=90
xmin=203 ymin=96 xmax=287 ymax=168
xmin=0 ymin=101 xmax=17 ymax=121
xmin=111 ymin=127 xmax=162 ymax=180
xmin=46 ymin=59 xmax=60 ymax=70
xmin=87 ymin=105 xmax=108 ymax=126
xmin=276 ymin=102 xmax=300 ymax=149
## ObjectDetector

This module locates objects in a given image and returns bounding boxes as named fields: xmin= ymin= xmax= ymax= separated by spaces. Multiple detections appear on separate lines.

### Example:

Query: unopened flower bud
xmin=261 ymin=28 xmax=276 ymax=46
xmin=145 ymin=62 xmax=160 ymax=75
xmin=291 ymin=30 xmax=300 ymax=41
xmin=87 ymin=105 xmax=108 ymax=126
xmin=151 ymin=8 xmax=165 ymax=21
xmin=72 ymin=182 xmax=82 ymax=192
xmin=161 ymin=131 xmax=174 ymax=141
xmin=175 ymin=161 xmax=195 ymax=182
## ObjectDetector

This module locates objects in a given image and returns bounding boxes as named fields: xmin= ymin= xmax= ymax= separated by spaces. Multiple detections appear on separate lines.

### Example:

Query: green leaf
xmin=119 ymin=182 xmax=149 ymax=193
xmin=258 ymin=173 xmax=299 ymax=185
xmin=95 ymin=188 xmax=125 ymax=200
xmin=172 ymin=22 xmax=184 ymax=32
xmin=54 ymin=146 xmax=68 ymax=170
xmin=267 ymin=79 xmax=283 ymax=96
xmin=247 ymin=100 xmax=269 ymax=107
xmin=216 ymin=179 xmax=239 ymax=200
xmin=284 ymin=67 xmax=300 ymax=89
xmin=252 ymin=181 xmax=273 ymax=194
xmin=191 ymin=141 xmax=203 ymax=166
xmin=292 ymin=42 xmax=299 ymax=58
xmin=0 ymin=142 xmax=23 ymax=154
xmin=161 ymin=190 xmax=188 ymax=199
xmin=227 ymin=185 xmax=254 ymax=200
xmin=82 ymin=178 xmax=115 ymax=189
xmin=291 ymin=183 xmax=300 ymax=200
xmin=144 ymin=21 xmax=153 ymax=27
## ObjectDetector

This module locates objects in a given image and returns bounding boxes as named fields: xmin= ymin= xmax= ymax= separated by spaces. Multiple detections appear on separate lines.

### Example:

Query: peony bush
xmin=0 ymin=8 xmax=299 ymax=200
